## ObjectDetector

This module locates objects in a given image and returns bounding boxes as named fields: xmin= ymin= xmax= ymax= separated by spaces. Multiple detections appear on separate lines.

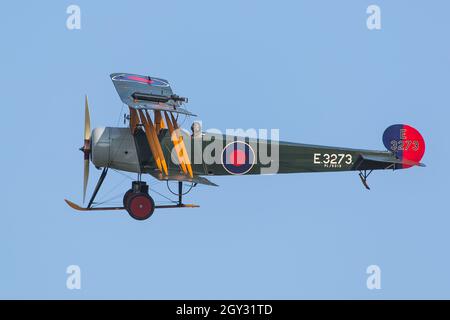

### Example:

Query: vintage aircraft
xmin=65 ymin=73 xmax=426 ymax=220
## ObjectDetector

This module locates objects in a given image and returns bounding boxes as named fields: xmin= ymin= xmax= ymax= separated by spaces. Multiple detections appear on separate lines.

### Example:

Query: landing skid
xmin=64 ymin=199 xmax=199 ymax=212
xmin=358 ymin=170 xmax=373 ymax=190
xmin=64 ymin=199 xmax=124 ymax=211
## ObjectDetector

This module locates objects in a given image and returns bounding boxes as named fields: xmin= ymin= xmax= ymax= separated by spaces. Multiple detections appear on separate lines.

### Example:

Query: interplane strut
xmin=133 ymin=108 xmax=192 ymax=178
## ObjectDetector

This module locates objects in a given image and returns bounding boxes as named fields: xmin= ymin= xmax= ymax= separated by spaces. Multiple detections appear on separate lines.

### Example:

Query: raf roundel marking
xmin=112 ymin=74 xmax=170 ymax=87
xmin=221 ymin=141 xmax=255 ymax=175
xmin=382 ymin=124 xmax=425 ymax=168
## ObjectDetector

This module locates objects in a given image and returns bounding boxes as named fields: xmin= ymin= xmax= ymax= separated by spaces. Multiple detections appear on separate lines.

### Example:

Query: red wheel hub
xmin=128 ymin=194 xmax=153 ymax=220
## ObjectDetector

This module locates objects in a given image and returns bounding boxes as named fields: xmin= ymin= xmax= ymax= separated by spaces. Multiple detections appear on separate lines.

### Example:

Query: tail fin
xmin=382 ymin=124 xmax=425 ymax=168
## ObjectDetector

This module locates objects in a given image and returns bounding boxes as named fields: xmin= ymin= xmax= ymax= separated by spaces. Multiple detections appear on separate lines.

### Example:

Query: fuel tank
xmin=91 ymin=127 xmax=141 ymax=173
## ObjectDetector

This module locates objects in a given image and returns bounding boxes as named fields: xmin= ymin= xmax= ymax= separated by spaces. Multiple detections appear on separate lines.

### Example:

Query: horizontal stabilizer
xmin=149 ymin=171 xmax=218 ymax=186
xmin=355 ymin=153 xmax=425 ymax=171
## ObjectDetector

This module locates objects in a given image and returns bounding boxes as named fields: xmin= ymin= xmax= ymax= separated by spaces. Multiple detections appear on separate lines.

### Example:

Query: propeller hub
xmin=81 ymin=139 xmax=91 ymax=159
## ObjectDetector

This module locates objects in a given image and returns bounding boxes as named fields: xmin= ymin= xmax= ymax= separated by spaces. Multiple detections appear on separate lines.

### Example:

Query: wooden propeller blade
xmin=164 ymin=112 xmax=188 ymax=175
xmin=84 ymin=95 xmax=91 ymax=141
xmin=144 ymin=110 xmax=168 ymax=176
xmin=138 ymin=109 xmax=163 ymax=173
xmin=83 ymin=96 xmax=91 ymax=204
xmin=83 ymin=158 xmax=89 ymax=203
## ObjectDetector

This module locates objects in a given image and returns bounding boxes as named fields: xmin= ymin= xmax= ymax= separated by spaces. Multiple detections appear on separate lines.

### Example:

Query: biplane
xmin=65 ymin=73 xmax=426 ymax=220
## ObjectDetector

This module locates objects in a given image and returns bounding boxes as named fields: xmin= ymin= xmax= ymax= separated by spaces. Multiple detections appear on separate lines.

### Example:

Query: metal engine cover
xmin=91 ymin=127 xmax=140 ymax=173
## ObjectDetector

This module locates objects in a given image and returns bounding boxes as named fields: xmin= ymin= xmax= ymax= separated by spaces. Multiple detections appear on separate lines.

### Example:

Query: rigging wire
xmin=92 ymin=193 xmax=123 ymax=207
xmin=92 ymin=175 xmax=129 ymax=205
xmin=111 ymin=168 xmax=135 ymax=181
xmin=151 ymin=187 xmax=178 ymax=203
xmin=116 ymin=103 xmax=125 ymax=127
xmin=91 ymin=169 xmax=181 ymax=206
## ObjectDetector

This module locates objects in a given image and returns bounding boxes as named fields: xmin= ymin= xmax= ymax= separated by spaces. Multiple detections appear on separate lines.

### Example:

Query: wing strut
xmin=129 ymin=107 xmax=139 ymax=134
xmin=129 ymin=107 xmax=193 ymax=179
xmin=164 ymin=111 xmax=188 ymax=176
xmin=64 ymin=167 xmax=114 ymax=210
xmin=168 ymin=112 xmax=193 ymax=178
xmin=144 ymin=110 xmax=169 ymax=176
xmin=87 ymin=167 xmax=109 ymax=208
xmin=154 ymin=110 xmax=166 ymax=133
xmin=138 ymin=110 xmax=164 ymax=175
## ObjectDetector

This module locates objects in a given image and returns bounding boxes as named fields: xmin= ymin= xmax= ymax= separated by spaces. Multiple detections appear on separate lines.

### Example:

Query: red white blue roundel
xmin=221 ymin=141 xmax=255 ymax=175
xmin=113 ymin=74 xmax=169 ymax=87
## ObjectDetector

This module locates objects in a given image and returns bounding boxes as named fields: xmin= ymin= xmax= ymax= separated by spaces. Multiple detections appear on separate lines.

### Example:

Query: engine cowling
xmin=91 ymin=127 xmax=140 ymax=173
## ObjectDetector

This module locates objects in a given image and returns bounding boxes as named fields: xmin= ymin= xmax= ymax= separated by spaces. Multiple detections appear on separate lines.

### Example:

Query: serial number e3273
xmin=313 ymin=153 xmax=353 ymax=168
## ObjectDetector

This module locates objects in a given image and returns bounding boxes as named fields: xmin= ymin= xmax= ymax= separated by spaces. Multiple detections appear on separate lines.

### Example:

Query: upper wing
xmin=110 ymin=73 xmax=196 ymax=116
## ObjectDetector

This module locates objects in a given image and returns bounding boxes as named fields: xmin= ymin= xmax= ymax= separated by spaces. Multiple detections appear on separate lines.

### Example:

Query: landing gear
xmin=124 ymin=181 xmax=155 ymax=220
xmin=123 ymin=189 xmax=133 ymax=208
xmin=123 ymin=181 xmax=148 ymax=207
xmin=126 ymin=193 xmax=155 ymax=220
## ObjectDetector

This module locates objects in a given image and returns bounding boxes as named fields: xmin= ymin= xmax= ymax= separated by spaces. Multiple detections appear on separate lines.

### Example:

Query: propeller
xmin=80 ymin=95 xmax=91 ymax=203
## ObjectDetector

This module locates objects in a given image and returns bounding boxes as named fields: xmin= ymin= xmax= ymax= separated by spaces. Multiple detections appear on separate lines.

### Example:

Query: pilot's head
xmin=191 ymin=121 xmax=202 ymax=137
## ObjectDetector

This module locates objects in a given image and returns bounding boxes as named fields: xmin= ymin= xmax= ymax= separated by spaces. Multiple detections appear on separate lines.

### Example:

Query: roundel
xmin=221 ymin=141 xmax=255 ymax=175
xmin=382 ymin=124 xmax=425 ymax=168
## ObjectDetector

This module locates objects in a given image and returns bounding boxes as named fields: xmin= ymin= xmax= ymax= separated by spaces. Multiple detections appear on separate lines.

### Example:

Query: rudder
xmin=382 ymin=124 xmax=425 ymax=168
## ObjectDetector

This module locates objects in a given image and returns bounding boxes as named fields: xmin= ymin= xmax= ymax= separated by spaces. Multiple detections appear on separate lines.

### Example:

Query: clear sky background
xmin=1 ymin=0 xmax=449 ymax=299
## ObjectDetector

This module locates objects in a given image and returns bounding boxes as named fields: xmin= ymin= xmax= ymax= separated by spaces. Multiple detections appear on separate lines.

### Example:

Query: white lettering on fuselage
xmin=313 ymin=153 xmax=353 ymax=168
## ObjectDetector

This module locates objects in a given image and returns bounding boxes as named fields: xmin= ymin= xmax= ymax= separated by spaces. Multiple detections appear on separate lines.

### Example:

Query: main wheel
xmin=125 ymin=192 xmax=155 ymax=220
xmin=123 ymin=189 xmax=133 ymax=208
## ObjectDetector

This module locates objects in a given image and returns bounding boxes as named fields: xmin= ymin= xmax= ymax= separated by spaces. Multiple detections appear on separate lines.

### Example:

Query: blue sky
xmin=1 ymin=0 xmax=449 ymax=299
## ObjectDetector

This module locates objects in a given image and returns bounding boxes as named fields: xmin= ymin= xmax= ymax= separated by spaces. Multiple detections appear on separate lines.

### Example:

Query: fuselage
xmin=90 ymin=126 xmax=400 ymax=177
